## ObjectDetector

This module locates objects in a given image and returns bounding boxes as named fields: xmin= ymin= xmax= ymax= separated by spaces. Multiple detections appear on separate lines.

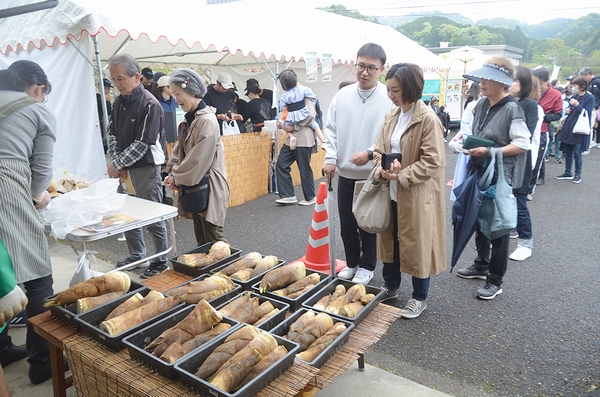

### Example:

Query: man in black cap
xmin=97 ymin=78 xmax=113 ymax=152
xmin=245 ymin=78 xmax=273 ymax=106
xmin=141 ymin=67 xmax=154 ymax=91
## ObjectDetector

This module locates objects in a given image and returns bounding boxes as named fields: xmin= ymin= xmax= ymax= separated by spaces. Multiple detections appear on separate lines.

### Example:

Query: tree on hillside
xmin=318 ymin=4 xmax=378 ymax=23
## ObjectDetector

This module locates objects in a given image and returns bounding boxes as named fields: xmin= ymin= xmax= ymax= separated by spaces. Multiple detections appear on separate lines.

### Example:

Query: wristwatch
xmin=367 ymin=150 xmax=374 ymax=160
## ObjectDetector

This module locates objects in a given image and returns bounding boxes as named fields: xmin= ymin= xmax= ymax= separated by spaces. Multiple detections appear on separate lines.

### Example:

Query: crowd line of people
xmin=1 ymin=42 xmax=599 ymax=388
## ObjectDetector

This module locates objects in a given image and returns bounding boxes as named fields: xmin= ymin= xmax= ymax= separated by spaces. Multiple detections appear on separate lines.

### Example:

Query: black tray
xmin=270 ymin=308 xmax=354 ymax=368
xmin=48 ymin=280 xmax=144 ymax=329
xmin=251 ymin=268 xmax=331 ymax=311
xmin=211 ymin=256 xmax=286 ymax=291
xmin=164 ymin=273 xmax=242 ymax=308
xmin=175 ymin=329 xmax=299 ymax=397
xmin=76 ymin=288 xmax=184 ymax=351
xmin=170 ymin=243 xmax=242 ymax=278
xmin=215 ymin=292 xmax=289 ymax=331
xmin=123 ymin=305 xmax=239 ymax=379
xmin=302 ymin=279 xmax=383 ymax=325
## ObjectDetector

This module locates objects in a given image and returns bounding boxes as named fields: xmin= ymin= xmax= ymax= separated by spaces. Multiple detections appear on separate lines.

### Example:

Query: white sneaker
xmin=337 ymin=266 xmax=357 ymax=280
xmin=582 ymin=150 xmax=590 ymax=156
xmin=509 ymin=245 xmax=532 ymax=261
xmin=401 ymin=298 xmax=427 ymax=319
xmin=352 ymin=268 xmax=374 ymax=285
xmin=298 ymin=198 xmax=316 ymax=206
xmin=275 ymin=196 xmax=297 ymax=205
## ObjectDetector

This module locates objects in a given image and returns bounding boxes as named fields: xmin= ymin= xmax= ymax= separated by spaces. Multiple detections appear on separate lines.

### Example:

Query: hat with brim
xmin=463 ymin=62 xmax=513 ymax=86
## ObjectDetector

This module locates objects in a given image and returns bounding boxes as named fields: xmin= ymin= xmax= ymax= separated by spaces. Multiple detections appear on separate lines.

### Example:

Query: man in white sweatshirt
xmin=322 ymin=43 xmax=392 ymax=285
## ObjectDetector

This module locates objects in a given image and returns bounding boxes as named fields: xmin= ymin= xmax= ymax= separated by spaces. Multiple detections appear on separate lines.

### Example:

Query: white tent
xmin=0 ymin=0 xmax=449 ymax=179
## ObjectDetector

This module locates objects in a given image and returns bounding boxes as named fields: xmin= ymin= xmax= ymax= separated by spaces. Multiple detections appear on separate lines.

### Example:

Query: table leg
xmin=0 ymin=365 xmax=12 ymax=397
xmin=49 ymin=343 xmax=67 ymax=397
xmin=168 ymin=217 xmax=177 ymax=256
xmin=357 ymin=353 xmax=365 ymax=371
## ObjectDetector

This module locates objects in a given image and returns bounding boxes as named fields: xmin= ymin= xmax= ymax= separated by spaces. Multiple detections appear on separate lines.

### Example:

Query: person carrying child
xmin=277 ymin=69 xmax=325 ymax=149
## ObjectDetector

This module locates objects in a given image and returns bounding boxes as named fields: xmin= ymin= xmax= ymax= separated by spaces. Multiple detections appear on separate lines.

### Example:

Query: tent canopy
xmin=1 ymin=0 xmax=449 ymax=72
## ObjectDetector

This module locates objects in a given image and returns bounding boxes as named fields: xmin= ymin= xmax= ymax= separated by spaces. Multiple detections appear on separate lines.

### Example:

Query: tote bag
xmin=477 ymin=148 xmax=517 ymax=240
xmin=352 ymin=167 xmax=392 ymax=234
xmin=573 ymin=109 xmax=591 ymax=135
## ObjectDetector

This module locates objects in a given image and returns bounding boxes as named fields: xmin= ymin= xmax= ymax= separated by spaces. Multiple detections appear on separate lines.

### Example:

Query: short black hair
xmin=356 ymin=43 xmax=386 ymax=68
xmin=7 ymin=60 xmax=52 ymax=94
xmin=0 ymin=69 xmax=25 ymax=92
xmin=385 ymin=63 xmax=424 ymax=104
xmin=246 ymin=84 xmax=260 ymax=95
xmin=532 ymin=66 xmax=550 ymax=83
xmin=278 ymin=69 xmax=297 ymax=91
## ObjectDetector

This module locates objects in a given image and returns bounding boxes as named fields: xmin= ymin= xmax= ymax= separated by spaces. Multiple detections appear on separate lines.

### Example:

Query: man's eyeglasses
xmin=355 ymin=64 xmax=381 ymax=74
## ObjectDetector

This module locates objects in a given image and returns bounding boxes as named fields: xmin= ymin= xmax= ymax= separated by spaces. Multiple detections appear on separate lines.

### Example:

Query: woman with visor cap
xmin=455 ymin=57 xmax=531 ymax=300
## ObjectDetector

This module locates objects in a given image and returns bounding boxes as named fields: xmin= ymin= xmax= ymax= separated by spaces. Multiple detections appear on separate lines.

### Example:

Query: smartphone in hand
xmin=382 ymin=153 xmax=402 ymax=170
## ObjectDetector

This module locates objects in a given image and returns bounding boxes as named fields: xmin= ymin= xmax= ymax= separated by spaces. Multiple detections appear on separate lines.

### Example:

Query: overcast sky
xmin=307 ymin=0 xmax=600 ymax=24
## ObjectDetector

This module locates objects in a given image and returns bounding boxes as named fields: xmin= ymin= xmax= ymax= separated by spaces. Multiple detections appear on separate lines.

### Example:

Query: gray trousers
xmin=122 ymin=165 xmax=168 ymax=263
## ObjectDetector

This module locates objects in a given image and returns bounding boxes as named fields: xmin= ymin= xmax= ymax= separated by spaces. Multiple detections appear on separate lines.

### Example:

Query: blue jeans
xmin=515 ymin=192 xmax=532 ymax=240
xmin=562 ymin=142 xmax=583 ymax=177
xmin=382 ymin=200 xmax=430 ymax=300
xmin=275 ymin=145 xmax=315 ymax=201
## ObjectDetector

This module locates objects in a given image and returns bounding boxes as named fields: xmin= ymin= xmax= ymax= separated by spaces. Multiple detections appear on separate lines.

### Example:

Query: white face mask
xmin=571 ymin=87 xmax=580 ymax=95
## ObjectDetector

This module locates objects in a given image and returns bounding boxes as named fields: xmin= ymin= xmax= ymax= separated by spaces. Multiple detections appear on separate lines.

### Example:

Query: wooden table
xmin=31 ymin=270 xmax=402 ymax=397
xmin=29 ymin=311 xmax=78 ymax=397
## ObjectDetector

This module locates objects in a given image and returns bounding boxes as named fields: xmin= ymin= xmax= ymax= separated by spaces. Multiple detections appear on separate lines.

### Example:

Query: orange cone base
xmin=294 ymin=257 xmax=347 ymax=275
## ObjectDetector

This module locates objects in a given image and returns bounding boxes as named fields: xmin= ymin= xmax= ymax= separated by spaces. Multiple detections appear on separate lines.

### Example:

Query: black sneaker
xmin=0 ymin=343 xmax=28 ymax=368
xmin=477 ymin=283 xmax=503 ymax=300
xmin=379 ymin=286 xmax=399 ymax=303
xmin=142 ymin=261 xmax=168 ymax=278
xmin=116 ymin=257 xmax=146 ymax=270
xmin=457 ymin=265 xmax=488 ymax=280
xmin=572 ymin=175 xmax=581 ymax=184
xmin=555 ymin=173 xmax=573 ymax=180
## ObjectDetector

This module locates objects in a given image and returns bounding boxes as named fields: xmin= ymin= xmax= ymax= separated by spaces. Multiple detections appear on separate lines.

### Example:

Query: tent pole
xmin=93 ymin=35 xmax=110 ymax=141
xmin=67 ymin=37 xmax=95 ymax=69
xmin=270 ymin=60 xmax=280 ymax=194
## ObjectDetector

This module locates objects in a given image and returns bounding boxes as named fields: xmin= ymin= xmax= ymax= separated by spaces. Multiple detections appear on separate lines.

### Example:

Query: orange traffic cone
xmin=296 ymin=182 xmax=346 ymax=274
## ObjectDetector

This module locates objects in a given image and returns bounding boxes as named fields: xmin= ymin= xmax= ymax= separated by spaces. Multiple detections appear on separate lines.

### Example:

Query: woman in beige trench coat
xmin=163 ymin=68 xmax=229 ymax=245
xmin=373 ymin=63 xmax=447 ymax=319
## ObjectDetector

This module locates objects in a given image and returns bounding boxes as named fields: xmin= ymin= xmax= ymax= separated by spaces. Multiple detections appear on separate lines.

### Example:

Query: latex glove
xmin=32 ymin=190 xmax=51 ymax=209
xmin=0 ymin=285 xmax=27 ymax=329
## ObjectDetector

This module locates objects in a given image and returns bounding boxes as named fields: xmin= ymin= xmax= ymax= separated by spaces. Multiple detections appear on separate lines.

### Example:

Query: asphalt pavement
xmin=26 ymin=144 xmax=600 ymax=396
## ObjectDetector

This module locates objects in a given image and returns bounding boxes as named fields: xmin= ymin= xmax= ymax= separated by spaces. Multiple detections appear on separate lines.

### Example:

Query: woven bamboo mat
xmin=307 ymin=304 xmax=403 ymax=389
xmin=64 ymin=334 xmax=319 ymax=397
xmin=141 ymin=270 xmax=193 ymax=293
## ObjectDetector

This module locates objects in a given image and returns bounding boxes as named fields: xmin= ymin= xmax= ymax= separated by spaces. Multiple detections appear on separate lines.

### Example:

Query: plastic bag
xmin=41 ymin=179 xmax=126 ymax=239
xmin=222 ymin=120 xmax=241 ymax=136
xmin=69 ymin=251 xmax=103 ymax=287
xmin=51 ymin=165 xmax=92 ymax=194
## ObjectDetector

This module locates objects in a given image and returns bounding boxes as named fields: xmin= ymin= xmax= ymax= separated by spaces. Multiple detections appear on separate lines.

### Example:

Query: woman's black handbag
xmin=179 ymin=170 xmax=210 ymax=213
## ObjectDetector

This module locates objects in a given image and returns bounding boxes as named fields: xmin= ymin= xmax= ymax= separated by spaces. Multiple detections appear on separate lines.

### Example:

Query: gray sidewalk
xmin=3 ymin=238 xmax=452 ymax=397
